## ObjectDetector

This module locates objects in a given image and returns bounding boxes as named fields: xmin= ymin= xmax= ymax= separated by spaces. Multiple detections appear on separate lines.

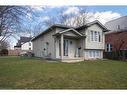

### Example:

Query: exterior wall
xmin=78 ymin=24 xmax=105 ymax=59
xmin=21 ymin=41 xmax=33 ymax=50
xmin=32 ymin=29 xmax=56 ymax=58
xmin=84 ymin=24 xmax=105 ymax=50
xmin=105 ymin=16 xmax=127 ymax=31
xmin=105 ymin=31 xmax=127 ymax=52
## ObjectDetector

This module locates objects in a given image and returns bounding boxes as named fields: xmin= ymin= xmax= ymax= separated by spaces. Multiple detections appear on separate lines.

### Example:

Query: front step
xmin=62 ymin=58 xmax=84 ymax=63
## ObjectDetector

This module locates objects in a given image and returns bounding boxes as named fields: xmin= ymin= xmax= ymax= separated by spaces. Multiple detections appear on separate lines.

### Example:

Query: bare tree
xmin=0 ymin=40 xmax=9 ymax=50
xmin=0 ymin=6 xmax=32 ymax=42
xmin=42 ymin=7 xmax=94 ymax=28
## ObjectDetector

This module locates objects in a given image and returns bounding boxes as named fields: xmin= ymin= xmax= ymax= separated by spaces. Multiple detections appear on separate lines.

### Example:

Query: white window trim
xmin=88 ymin=50 xmax=101 ymax=58
xmin=90 ymin=30 xmax=101 ymax=42
xmin=106 ymin=43 xmax=112 ymax=52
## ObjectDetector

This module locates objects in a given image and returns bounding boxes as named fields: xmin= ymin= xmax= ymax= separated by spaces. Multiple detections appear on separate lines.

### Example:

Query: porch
xmin=53 ymin=28 xmax=85 ymax=62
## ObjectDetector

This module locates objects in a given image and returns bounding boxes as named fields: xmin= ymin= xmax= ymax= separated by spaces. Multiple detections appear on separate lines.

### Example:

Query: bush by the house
xmin=104 ymin=50 xmax=127 ymax=60
xmin=0 ymin=49 xmax=8 ymax=56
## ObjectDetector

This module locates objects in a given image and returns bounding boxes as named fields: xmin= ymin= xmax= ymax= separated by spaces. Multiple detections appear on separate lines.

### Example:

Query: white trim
xmin=86 ymin=20 xmax=108 ymax=31
xmin=87 ymin=50 xmax=102 ymax=59
xmin=59 ymin=28 xmax=83 ymax=36
xmin=90 ymin=30 xmax=102 ymax=42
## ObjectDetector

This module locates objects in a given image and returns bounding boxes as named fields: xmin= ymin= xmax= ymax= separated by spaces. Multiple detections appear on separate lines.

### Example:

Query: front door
xmin=64 ymin=39 xmax=68 ymax=56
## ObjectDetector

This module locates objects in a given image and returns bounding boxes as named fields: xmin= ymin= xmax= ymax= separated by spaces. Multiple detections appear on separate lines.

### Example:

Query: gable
xmin=87 ymin=24 xmax=103 ymax=32
xmin=63 ymin=30 xmax=78 ymax=37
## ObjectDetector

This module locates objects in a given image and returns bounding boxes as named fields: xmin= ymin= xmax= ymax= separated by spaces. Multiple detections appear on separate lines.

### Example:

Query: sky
xmin=8 ymin=5 xmax=127 ymax=49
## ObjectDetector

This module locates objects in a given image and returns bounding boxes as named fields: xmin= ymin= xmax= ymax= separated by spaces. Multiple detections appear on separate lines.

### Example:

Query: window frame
xmin=90 ymin=30 xmax=101 ymax=42
xmin=106 ymin=43 xmax=113 ymax=52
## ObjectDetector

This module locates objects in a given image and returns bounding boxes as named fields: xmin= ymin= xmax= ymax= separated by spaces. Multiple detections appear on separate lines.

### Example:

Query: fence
xmin=104 ymin=50 xmax=127 ymax=60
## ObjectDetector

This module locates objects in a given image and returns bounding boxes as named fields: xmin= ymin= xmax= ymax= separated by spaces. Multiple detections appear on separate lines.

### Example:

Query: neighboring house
xmin=21 ymin=41 xmax=33 ymax=50
xmin=104 ymin=16 xmax=127 ymax=59
xmin=14 ymin=36 xmax=32 ymax=50
xmin=32 ymin=20 xmax=108 ymax=62
xmin=105 ymin=31 xmax=127 ymax=52
xmin=105 ymin=31 xmax=127 ymax=59
xmin=14 ymin=45 xmax=21 ymax=50
xmin=105 ymin=16 xmax=127 ymax=32
xmin=12 ymin=36 xmax=32 ymax=56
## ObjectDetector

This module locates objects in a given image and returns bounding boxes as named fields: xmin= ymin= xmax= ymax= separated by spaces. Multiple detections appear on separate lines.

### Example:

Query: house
xmin=31 ymin=20 xmax=108 ymax=62
xmin=12 ymin=37 xmax=32 ymax=56
xmin=105 ymin=31 xmax=127 ymax=52
xmin=105 ymin=16 xmax=127 ymax=32
xmin=14 ymin=36 xmax=32 ymax=50
xmin=105 ymin=31 xmax=127 ymax=59
xmin=21 ymin=41 xmax=33 ymax=51
xmin=104 ymin=16 xmax=127 ymax=59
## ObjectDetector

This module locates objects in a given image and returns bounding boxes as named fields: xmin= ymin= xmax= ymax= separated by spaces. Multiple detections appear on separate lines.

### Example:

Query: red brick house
xmin=105 ymin=31 xmax=127 ymax=52
xmin=105 ymin=31 xmax=127 ymax=59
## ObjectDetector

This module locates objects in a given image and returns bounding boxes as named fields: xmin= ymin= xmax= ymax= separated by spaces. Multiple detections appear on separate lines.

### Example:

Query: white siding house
xmin=21 ymin=41 xmax=33 ymax=50
xmin=32 ymin=20 xmax=108 ymax=62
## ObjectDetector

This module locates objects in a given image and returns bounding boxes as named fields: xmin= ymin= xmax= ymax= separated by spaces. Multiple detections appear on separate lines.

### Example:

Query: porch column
xmin=61 ymin=34 xmax=64 ymax=60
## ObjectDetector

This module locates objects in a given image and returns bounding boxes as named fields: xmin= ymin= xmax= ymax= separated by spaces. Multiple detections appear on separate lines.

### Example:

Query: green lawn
xmin=0 ymin=56 xmax=127 ymax=89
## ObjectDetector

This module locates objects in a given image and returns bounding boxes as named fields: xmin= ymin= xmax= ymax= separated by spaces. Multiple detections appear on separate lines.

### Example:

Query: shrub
xmin=0 ymin=49 xmax=8 ymax=56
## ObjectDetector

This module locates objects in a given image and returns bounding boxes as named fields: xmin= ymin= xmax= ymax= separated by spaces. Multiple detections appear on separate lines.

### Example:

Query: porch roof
xmin=53 ymin=28 xmax=85 ymax=37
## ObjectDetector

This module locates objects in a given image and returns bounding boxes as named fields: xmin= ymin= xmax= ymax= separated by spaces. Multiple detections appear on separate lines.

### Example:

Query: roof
xmin=76 ymin=20 xmax=109 ymax=32
xmin=105 ymin=16 xmax=127 ymax=25
xmin=14 ymin=45 xmax=21 ymax=48
xmin=32 ymin=20 xmax=109 ymax=41
xmin=21 ymin=37 xmax=31 ymax=41
xmin=31 ymin=24 xmax=71 ymax=41
xmin=53 ymin=28 xmax=84 ymax=37
xmin=105 ymin=30 xmax=127 ymax=35
xmin=14 ymin=36 xmax=32 ymax=48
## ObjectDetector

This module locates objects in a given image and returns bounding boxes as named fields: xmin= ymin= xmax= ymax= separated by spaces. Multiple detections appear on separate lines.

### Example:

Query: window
xmin=96 ymin=51 xmax=99 ymax=58
xmin=109 ymin=44 xmax=112 ymax=52
xmin=106 ymin=43 xmax=112 ymax=52
xmin=29 ymin=48 xmax=31 ymax=50
xmin=90 ymin=30 xmax=101 ymax=42
xmin=98 ymin=32 xmax=101 ymax=42
xmin=94 ymin=31 xmax=98 ymax=41
xmin=29 ymin=42 xmax=31 ymax=46
xmin=90 ymin=51 xmax=92 ymax=57
xmin=90 ymin=31 xmax=94 ymax=41
xmin=88 ymin=50 xmax=101 ymax=58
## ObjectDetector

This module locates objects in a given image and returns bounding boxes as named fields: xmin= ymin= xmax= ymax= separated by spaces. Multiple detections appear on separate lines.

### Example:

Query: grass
xmin=0 ymin=56 xmax=127 ymax=89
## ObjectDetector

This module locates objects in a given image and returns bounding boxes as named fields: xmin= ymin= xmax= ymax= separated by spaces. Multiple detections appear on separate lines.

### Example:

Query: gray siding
xmin=105 ymin=16 xmax=127 ymax=31
xmin=32 ymin=28 xmax=56 ymax=58
xmin=83 ymin=24 xmax=105 ymax=50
